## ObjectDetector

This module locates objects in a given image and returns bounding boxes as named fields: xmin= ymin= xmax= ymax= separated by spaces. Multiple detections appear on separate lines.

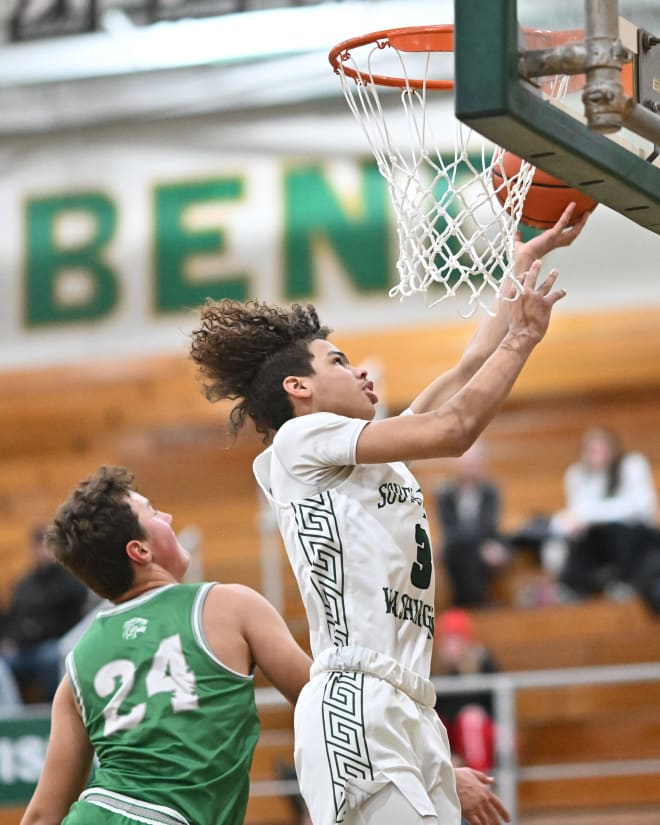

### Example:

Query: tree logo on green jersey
xmin=122 ymin=617 xmax=149 ymax=640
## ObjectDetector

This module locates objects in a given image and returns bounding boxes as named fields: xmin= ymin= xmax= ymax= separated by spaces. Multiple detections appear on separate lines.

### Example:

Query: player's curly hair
xmin=47 ymin=465 xmax=146 ymax=600
xmin=190 ymin=299 xmax=331 ymax=439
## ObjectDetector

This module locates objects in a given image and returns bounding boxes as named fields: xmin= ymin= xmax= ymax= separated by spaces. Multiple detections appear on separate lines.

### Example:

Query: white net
xmin=333 ymin=33 xmax=537 ymax=316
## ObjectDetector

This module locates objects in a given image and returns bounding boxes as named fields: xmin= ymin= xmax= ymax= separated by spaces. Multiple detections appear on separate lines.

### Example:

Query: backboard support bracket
xmin=454 ymin=0 xmax=660 ymax=234
xmin=638 ymin=27 xmax=660 ymax=116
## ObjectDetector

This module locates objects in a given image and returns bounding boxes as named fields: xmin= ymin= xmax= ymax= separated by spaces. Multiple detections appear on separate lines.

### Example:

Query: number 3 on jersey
xmin=94 ymin=634 xmax=199 ymax=736
xmin=410 ymin=523 xmax=432 ymax=589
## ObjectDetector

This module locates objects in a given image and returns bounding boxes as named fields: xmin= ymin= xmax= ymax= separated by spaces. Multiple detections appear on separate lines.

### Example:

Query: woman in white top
xmin=190 ymin=206 xmax=587 ymax=825
xmin=552 ymin=426 xmax=658 ymax=597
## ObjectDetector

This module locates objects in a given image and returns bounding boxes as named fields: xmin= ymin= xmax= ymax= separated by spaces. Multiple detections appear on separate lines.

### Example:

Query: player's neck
xmin=114 ymin=569 xmax=180 ymax=603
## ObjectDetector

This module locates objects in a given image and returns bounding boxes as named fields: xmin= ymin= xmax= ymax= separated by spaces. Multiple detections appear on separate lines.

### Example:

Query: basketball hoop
xmin=329 ymin=25 xmax=536 ymax=315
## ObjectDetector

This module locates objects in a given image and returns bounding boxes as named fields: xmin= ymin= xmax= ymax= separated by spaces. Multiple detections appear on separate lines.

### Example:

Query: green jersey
xmin=65 ymin=583 xmax=260 ymax=825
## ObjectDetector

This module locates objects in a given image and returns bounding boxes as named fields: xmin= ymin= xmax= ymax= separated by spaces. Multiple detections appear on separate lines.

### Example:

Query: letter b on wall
xmin=25 ymin=193 xmax=118 ymax=326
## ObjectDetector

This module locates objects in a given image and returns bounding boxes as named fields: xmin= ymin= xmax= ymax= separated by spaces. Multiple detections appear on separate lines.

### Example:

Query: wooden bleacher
xmin=470 ymin=596 xmax=660 ymax=672
xmin=2 ymin=306 xmax=660 ymax=607
xmin=1 ymin=306 xmax=660 ymax=824
xmin=468 ymin=597 xmax=660 ymax=820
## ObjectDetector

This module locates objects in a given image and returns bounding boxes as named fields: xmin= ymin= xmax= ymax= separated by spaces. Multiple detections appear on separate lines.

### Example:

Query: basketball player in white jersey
xmin=190 ymin=205 xmax=587 ymax=825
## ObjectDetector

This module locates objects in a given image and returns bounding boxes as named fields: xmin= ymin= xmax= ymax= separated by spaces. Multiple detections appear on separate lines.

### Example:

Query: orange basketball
xmin=491 ymin=150 xmax=597 ymax=229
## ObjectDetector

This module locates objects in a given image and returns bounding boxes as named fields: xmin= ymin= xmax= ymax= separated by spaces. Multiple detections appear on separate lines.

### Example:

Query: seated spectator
xmin=433 ymin=608 xmax=499 ymax=774
xmin=543 ymin=427 xmax=659 ymax=600
xmin=435 ymin=442 xmax=510 ymax=607
xmin=0 ymin=523 xmax=90 ymax=702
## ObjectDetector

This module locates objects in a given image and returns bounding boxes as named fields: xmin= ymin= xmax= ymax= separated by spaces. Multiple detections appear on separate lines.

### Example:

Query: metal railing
xmin=253 ymin=661 xmax=660 ymax=823
xmin=432 ymin=661 xmax=660 ymax=822
xmin=2 ymin=663 xmax=657 ymax=820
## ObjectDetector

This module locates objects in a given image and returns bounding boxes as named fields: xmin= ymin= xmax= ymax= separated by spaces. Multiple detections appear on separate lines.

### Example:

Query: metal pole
xmin=583 ymin=0 xmax=630 ymax=132
xmin=623 ymin=99 xmax=660 ymax=146
xmin=492 ymin=676 xmax=518 ymax=824
xmin=432 ymin=662 xmax=660 ymax=823
xmin=258 ymin=487 xmax=284 ymax=613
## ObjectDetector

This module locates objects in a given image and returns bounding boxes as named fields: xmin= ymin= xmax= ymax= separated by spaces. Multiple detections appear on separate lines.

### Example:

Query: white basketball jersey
xmin=253 ymin=412 xmax=435 ymax=678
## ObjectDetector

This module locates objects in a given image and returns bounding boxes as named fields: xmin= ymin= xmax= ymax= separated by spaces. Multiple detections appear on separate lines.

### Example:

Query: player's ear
xmin=126 ymin=540 xmax=151 ymax=565
xmin=282 ymin=375 xmax=311 ymax=399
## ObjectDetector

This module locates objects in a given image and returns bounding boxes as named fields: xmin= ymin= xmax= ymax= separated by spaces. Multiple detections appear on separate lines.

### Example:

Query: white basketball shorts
xmin=294 ymin=645 xmax=461 ymax=825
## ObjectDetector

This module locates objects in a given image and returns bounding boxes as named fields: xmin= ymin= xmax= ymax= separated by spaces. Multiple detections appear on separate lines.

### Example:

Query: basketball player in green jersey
xmin=18 ymin=465 xmax=312 ymax=825
xmin=20 ymin=465 xmax=508 ymax=825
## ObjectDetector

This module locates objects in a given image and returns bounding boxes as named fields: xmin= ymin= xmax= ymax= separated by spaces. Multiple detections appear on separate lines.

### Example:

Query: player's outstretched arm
xmin=455 ymin=768 xmax=511 ymax=825
xmin=356 ymin=261 xmax=565 ymax=464
xmin=410 ymin=202 xmax=586 ymax=417
xmin=20 ymin=677 xmax=94 ymax=825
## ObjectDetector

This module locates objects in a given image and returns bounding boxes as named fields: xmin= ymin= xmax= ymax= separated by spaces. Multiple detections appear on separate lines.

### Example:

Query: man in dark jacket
xmin=436 ymin=443 xmax=510 ymax=607
xmin=0 ymin=523 xmax=89 ymax=702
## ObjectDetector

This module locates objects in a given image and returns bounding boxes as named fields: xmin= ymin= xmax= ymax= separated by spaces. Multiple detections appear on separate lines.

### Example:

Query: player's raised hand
xmin=508 ymin=260 xmax=565 ymax=344
xmin=514 ymin=201 xmax=591 ymax=276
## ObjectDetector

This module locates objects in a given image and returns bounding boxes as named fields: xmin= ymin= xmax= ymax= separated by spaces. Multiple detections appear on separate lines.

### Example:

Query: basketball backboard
xmin=454 ymin=0 xmax=660 ymax=233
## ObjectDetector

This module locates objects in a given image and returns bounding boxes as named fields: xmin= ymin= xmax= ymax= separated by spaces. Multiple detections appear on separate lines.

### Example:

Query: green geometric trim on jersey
xmin=322 ymin=672 xmax=373 ymax=822
xmin=293 ymin=492 xmax=349 ymax=647
xmin=80 ymin=788 xmax=190 ymax=825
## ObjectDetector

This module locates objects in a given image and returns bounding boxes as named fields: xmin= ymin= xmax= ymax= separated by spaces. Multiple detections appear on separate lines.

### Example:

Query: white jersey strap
xmin=311 ymin=645 xmax=435 ymax=708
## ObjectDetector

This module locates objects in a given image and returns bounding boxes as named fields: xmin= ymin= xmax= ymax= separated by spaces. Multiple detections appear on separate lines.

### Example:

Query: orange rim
xmin=328 ymin=25 xmax=454 ymax=91
xmin=329 ymin=24 xmax=632 ymax=97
